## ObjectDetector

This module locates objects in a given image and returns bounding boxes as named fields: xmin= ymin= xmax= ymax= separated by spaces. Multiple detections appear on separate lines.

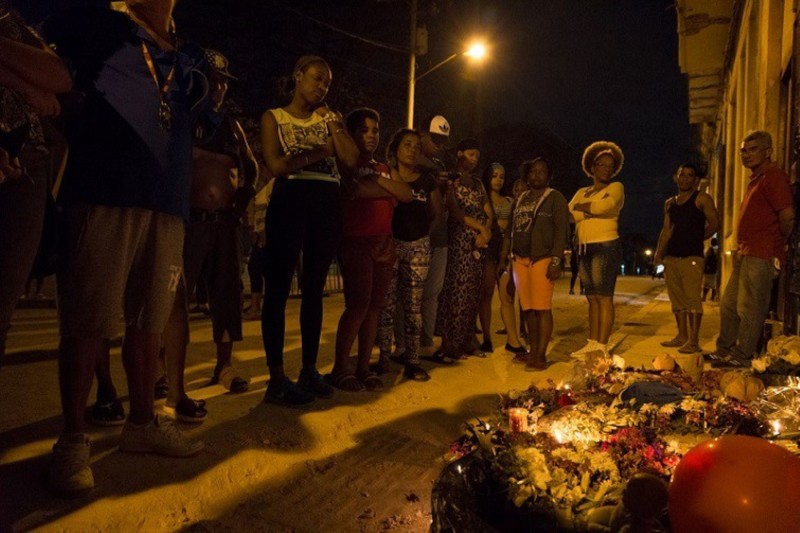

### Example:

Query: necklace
xmin=141 ymin=42 xmax=177 ymax=132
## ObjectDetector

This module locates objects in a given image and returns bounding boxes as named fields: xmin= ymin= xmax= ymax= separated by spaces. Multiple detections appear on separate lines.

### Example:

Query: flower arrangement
xmin=447 ymin=362 xmax=783 ymax=529
xmin=752 ymin=335 xmax=800 ymax=374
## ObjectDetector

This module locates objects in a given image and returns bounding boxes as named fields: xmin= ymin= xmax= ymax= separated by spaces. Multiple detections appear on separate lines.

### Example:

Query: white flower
xmin=659 ymin=404 xmax=677 ymax=416
xmin=680 ymin=397 xmax=707 ymax=412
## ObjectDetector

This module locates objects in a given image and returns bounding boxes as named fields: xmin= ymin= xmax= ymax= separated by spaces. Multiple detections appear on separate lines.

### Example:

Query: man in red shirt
xmin=712 ymin=130 xmax=795 ymax=366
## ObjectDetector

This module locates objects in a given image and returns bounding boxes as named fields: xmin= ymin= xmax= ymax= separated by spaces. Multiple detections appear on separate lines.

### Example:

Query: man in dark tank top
xmin=654 ymin=163 xmax=719 ymax=353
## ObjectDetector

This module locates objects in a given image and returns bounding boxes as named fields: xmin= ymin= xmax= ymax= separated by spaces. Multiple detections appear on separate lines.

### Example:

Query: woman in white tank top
xmin=260 ymin=56 xmax=359 ymax=406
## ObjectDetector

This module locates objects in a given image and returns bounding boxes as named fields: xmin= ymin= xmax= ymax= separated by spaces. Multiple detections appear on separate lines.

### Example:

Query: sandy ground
xmin=0 ymin=276 xmax=714 ymax=532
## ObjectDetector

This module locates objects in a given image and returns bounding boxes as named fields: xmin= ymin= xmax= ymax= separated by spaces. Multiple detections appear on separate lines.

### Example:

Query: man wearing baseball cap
xmin=160 ymin=48 xmax=258 ymax=422
xmin=418 ymin=114 xmax=451 ymax=357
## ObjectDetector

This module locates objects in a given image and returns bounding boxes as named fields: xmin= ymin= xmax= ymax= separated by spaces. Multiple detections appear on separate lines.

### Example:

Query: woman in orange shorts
xmin=499 ymin=158 xmax=569 ymax=369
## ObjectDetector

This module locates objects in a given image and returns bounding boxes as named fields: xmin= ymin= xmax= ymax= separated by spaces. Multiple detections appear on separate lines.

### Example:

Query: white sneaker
xmin=119 ymin=415 xmax=204 ymax=457
xmin=49 ymin=433 xmax=94 ymax=497
xmin=571 ymin=340 xmax=600 ymax=360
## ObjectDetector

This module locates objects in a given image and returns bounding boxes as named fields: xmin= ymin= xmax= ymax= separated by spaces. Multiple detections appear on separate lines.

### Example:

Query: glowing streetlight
xmin=406 ymin=39 xmax=489 ymax=127
xmin=644 ymin=249 xmax=653 ymax=257
xmin=465 ymin=42 xmax=487 ymax=59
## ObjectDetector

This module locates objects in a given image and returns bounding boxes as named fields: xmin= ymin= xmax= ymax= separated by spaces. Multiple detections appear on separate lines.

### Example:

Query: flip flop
xmin=661 ymin=338 xmax=687 ymax=347
xmin=212 ymin=366 xmax=249 ymax=393
xmin=358 ymin=372 xmax=384 ymax=391
xmin=403 ymin=363 xmax=431 ymax=382
xmin=370 ymin=356 xmax=392 ymax=375
xmin=324 ymin=372 xmax=365 ymax=392
xmin=421 ymin=349 xmax=457 ymax=365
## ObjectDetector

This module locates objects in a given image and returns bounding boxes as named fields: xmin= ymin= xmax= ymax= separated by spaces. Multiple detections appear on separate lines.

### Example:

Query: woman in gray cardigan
xmin=499 ymin=158 xmax=569 ymax=369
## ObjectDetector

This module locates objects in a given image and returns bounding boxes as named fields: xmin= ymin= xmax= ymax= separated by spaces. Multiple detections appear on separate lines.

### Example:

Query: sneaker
xmin=89 ymin=399 xmax=126 ymax=427
xmin=505 ymin=343 xmax=526 ymax=355
xmin=710 ymin=354 xmax=748 ymax=368
xmin=571 ymin=340 xmax=601 ymax=360
xmin=264 ymin=376 xmax=315 ymax=406
xmin=703 ymin=351 xmax=730 ymax=362
xmin=119 ymin=415 xmax=204 ymax=457
xmin=162 ymin=396 xmax=207 ymax=424
xmin=49 ymin=433 xmax=94 ymax=498
xmin=154 ymin=375 xmax=169 ymax=400
xmin=298 ymin=368 xmax=335 ymax=399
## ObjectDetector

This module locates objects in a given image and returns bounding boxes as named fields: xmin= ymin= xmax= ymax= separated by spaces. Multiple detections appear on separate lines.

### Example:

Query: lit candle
xmin=509 ymin=408 xmax=528 ymax=433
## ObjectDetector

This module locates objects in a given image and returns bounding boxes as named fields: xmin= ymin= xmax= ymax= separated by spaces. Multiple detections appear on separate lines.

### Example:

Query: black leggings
xmin=261 ymin=179 xmax=341 ymax=370
xmin=248 ymin=243 xmax=266 ymax=294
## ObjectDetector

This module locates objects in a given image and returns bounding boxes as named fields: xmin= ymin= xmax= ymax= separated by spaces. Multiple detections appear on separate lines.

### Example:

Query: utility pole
xmin=406 ymin=0 xmax=417 ymax=128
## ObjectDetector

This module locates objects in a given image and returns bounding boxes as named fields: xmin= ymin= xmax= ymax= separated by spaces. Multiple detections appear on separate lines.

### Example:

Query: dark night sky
xmin=19 ymin=0 xmax=690 ymax=240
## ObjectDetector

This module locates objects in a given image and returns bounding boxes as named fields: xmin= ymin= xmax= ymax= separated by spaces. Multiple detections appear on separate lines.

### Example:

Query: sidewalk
xmin=611 ymin=289 xmax=720 ymax=370
xmin=1 ymin=277 xmax=683 ymax=532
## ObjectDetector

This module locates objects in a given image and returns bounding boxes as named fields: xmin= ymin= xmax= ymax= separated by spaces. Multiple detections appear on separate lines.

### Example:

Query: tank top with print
xmin=269 ymin=107 xmax=340 ymax=183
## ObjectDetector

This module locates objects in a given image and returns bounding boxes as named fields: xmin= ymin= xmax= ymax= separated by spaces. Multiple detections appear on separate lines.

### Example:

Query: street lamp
xmin=406 ymin=39 xmax=488 ymax=127
xmin=644 ymin=249 xmax=653 ymax=257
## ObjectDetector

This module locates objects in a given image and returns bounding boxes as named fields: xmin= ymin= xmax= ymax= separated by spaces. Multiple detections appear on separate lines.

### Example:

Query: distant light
xmin=644 ymin=249 xmax=653 ymax=256
xmin=465 ymin=42 xmax=487 ymax=60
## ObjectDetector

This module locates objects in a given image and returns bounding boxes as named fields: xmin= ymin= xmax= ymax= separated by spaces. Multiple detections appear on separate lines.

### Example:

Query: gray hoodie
xmin=510 ymin=189 xmax=570 ymax=262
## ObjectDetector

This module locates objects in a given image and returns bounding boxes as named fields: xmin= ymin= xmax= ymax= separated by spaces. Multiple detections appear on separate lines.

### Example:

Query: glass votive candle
xmin=509 ymin=408 xmax=528 ymax=433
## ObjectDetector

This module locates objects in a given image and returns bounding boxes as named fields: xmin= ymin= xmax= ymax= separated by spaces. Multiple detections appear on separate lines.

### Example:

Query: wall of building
xmin=686 ymin=0 xmax=796 ymax=299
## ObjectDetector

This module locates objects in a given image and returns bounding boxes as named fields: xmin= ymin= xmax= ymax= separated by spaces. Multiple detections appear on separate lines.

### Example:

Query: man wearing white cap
xmin=417 ymin=114 xmax=451 ymax=356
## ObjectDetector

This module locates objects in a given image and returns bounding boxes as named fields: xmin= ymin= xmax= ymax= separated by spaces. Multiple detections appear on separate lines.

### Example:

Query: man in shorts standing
xmin=654 ymin=163 xmax=719 ymax=354
xmin=44 ymin=0 xmax=208 ymax=496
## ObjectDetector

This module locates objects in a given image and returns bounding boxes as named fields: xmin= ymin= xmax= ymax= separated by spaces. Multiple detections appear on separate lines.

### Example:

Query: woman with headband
xmin=568 ymin=141 xmax=625 ymax=360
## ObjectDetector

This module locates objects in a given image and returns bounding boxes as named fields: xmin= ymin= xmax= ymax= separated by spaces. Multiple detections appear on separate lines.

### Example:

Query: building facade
xmin=677 ymin=0 xmax=800 ymax=331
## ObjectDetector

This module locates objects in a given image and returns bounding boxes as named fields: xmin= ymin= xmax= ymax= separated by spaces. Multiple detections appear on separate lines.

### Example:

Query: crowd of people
xmin=16 ymin=0 xmax=790 ymax=503
xmin=0 ymin=0 xmax=632 ymax=499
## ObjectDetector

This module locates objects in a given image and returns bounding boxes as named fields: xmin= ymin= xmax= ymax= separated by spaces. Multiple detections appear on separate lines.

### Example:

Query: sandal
xmin=513 ymin=351 xmax=529 ymax=364
xmin=678 ymin=342 xmax=701 ymax=354
xmin=212 ymin=366 xmax=249 ymax=393
xmin=403 ymin=363 xmax=431 ymax=382
xmin=358 ymin=372 xmax=384 ymax=391
xmin=661 ymin=337 xmax=687 ymax=348
xmin=163 ymin=396 xmax=207 ymax=424
xmin=154 ymin=375 xmax=169 ymax=400
xmin=526 ymin=361 xmax=548 ymax=371
xmin=421 ymin=349 xmax=457 ymax=365
xmin=90 ymin=399 xmax=126 ymax=427
xmin=370 ymin=355 xmax=392 ymax=375
xmin=324 ymin=372 xmax=365 ymax=392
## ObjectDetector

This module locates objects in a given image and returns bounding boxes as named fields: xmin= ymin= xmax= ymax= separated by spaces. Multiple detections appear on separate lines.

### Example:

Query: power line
xmin=278 ymin=5 xmax=408 ymax=54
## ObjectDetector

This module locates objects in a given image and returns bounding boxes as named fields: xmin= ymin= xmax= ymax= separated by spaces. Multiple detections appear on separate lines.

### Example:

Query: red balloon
xmin=669 ymin=435 xmax=800 ymax=533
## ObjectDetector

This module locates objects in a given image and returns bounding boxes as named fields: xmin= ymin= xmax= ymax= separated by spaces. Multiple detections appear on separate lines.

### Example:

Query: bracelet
xmin=332 ymin=128 xmax=344 ymax=134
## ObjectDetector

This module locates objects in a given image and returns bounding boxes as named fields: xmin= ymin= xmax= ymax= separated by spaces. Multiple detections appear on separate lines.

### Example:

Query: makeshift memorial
xmin=434 ymin=352 xmax=800 ymax=532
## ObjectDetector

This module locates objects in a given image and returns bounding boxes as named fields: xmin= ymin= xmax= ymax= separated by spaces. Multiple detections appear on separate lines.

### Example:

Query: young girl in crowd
xmin=477 ymin=163 xmax=525 ymax=355
xmin=569 ymin=141 xmax=625 ymax=358
xmin=376 ymin=129 xmax=441 ymax=381
xmin=435 ymin=138 xmax=492 ymax=361
xmin=501 ymin=158 xmax=569 ymax=369
xmin=260 ymin=55 xmax=359 ymax=405
xmin=329 ymin=109 xmax=412 ymax=391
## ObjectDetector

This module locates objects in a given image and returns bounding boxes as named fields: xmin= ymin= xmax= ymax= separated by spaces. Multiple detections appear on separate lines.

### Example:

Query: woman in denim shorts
xmin=568 ymin=141 xmax=625 ymax=358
